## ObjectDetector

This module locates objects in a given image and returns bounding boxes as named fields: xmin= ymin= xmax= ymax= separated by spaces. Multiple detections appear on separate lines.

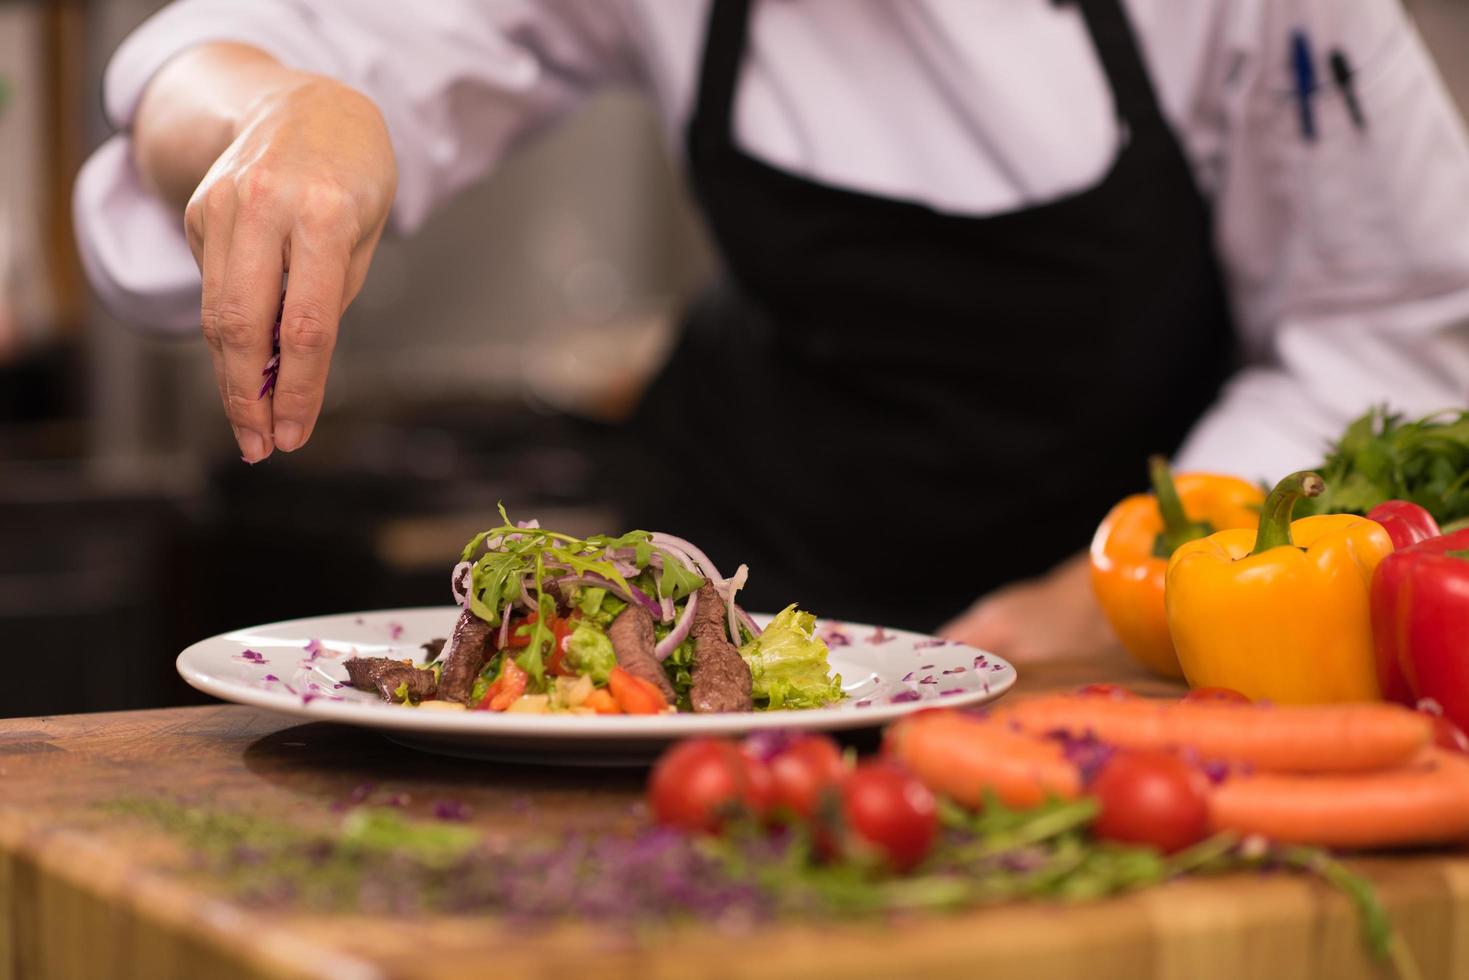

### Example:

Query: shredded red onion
xmin=497 ymin=602 xmax=513 ymax=649
xmin=654 ymin=590 xmax=698 ymax=660
xmin=547 ymin=573 xmax=662 ymax=618
xmin=735 ymin=605 xmax=762 ymax=638
xmin=451 ymin=561 xmax=472 ymax=607
xmin=649 ymin=533 xmax=723 ymax=582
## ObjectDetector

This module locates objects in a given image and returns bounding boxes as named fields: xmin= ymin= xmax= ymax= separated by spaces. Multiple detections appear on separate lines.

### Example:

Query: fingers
xmin=272 ymin=226 xmax=349 ymax=452
xmin=202 ymin=182 xmax=286 ymax=462
xmin=187 ymin=184 xmax=237 ymax=448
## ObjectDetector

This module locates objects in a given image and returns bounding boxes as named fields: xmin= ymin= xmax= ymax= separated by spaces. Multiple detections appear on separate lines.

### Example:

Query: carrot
xmin=607 ymin=666 xmax=669 ymax=715
xmin=992 ymin=694 xmax=1430 ymax=773
xmin=1208 ymin=748 xmax=1469 ymax=848
xmin=584 ymin=689 xmax=620 ymax=714
xmin=885 ymin=709 xmax=1082 ymax=809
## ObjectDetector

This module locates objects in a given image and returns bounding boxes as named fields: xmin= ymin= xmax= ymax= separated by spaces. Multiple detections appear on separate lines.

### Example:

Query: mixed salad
xmin=342 ymin=508 xmax=843 ymax=715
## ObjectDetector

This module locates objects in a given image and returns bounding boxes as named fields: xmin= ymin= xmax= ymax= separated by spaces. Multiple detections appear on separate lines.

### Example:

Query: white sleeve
xmin=1174 ymin=0 xmax=1469 ymax=482
xmin=73 ymin=0 xmax=641 ymax=332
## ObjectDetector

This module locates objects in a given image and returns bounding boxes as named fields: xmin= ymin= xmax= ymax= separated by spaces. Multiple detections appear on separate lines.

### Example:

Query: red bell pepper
xmin=1371 ymin=528 xmax=1469 ymax=722
xmin=1366 ymin=500 xmax=1441 ymax=550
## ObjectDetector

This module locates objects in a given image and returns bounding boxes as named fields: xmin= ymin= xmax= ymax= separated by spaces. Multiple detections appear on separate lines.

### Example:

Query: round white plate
xmin=177 ymin=607 xmax=1016 ymax=763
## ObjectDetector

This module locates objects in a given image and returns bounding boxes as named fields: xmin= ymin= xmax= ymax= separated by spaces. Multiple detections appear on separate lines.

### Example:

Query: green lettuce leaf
xmin=739 ymin=605 xmax=844 ymax=710
xmin=565 ymin=622 xmax=617 ymax=683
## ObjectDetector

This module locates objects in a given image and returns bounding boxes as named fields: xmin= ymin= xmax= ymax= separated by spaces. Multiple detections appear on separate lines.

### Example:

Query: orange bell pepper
xmin=1089 ymin=457 xmax=1264 ymax=679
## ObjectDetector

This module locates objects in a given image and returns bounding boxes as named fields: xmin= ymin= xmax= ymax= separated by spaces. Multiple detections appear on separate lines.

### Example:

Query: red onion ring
xmin=654 ymin=589 xmax=698 ymax=661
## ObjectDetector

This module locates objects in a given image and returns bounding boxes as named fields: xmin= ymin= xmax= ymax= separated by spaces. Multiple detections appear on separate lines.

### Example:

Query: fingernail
xmin=274 ymin=421 xmax=303 ymax=452
xmin=239 ymin=429 xmax=267 ymax=461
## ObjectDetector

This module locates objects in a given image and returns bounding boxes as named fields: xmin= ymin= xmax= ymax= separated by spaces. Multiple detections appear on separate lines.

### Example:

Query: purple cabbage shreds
xmin=889 ymin=690 xmax=923 ymax=704
xmin=939 ymin=688 xmax=966 ymax=696
xmin=912 ymin=638 xmax=945 ymax=649
xmin=239 ymin=649 xmax=268 ymax=664
xmin=304 ymin=638 xmax=325 ymax=659
xmin=263 ymin=674 xmax=280 ymax=682
xmin=973 ymin=655 xmax=988 ymax=669
xmin=742 ymin=729 xmax=796 ymax=764
xmin=943 ymin=666 xmax=967 ymax=675
xmin=433 ymin=799 xmax=473 ymax=822
xmin=918 ymin=675 xmax=937 ymax=685
xmin=1044 ymin=729 xmax=1116 ymax=785
xmin=990 ymin=664 xmax=1005 ymax=672
xmin=386 ymin=621 xmax=404 ymax=641
xmin=818 ymin=625 xmax=852 ymax=646
xmin=258 ymin=307 xmax=282 ymax=399
xmin=854 ymin=700 xmax=873 ymax=708
xmin=900 ymin=671 xmax=915 ymax=683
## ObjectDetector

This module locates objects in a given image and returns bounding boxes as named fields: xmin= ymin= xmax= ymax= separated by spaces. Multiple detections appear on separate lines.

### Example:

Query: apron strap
xmin=1068 ymin=0 xmax=1170 ymax=134
xmin=690 ymin=0 xmax=753 ymax=154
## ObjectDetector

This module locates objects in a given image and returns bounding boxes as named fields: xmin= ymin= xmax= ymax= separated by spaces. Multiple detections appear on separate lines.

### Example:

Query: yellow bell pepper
xmin=1165 ymin=471 xmax=1393 ymax=704
xmin=1090 ymin=457 xmax=1264 ymax=679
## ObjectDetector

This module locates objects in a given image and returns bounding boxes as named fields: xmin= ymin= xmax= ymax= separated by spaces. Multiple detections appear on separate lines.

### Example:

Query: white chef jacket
xmin=73 ymin=0 xmax=1469 ymax=483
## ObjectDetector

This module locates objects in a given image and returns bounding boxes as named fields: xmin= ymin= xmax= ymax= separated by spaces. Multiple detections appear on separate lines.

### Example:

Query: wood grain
xmin=2 ymin=652 xmax=1466 ymax=979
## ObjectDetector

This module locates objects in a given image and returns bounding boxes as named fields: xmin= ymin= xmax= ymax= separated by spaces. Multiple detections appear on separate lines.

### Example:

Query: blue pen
xmin=1290 ymin=29 xmax=1317 ymax=142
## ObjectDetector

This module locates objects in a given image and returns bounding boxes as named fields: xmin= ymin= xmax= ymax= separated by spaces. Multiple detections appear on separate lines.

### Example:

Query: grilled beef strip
xmin=342 ymin=656 xmax=439 ymax=703
xmin=607 ymin=605 xmax=676 ymax=704
xmin=436 ymin=608 xmax=494 ymax=704
xmin=688 ymin=582 xmax=753 ymax=713
xmin=420 ymin=637 xmax=447 ymax=663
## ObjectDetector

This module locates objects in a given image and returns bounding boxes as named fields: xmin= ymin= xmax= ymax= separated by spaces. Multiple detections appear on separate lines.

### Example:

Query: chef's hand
xmin=133 ymin=43 xmax=397 ymax=462
xmin=938 ymin=553 xmax=1114 ymax=661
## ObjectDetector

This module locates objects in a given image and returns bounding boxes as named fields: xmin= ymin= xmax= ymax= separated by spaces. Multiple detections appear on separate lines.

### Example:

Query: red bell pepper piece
xmin=477 ymin=658 xmax=529 ymax=711
xmin=1371 ymin=528 xmax=1469 ymax=721
xmin=1366 ymin=500 xmax=1441 ymax=550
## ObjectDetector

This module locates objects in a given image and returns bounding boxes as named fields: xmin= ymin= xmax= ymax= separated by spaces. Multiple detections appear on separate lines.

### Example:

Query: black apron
xmin=619 ymin=0 xmax=1235 ymax=631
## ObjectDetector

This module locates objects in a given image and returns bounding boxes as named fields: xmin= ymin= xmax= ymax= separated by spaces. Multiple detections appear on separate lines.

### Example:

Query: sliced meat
xmin=689 ymin=583 xmax=753 ymax=713
xmin=420 ymin=637 xmax=447 ymax=663
xmin=343 ymin=656 xmax=439 ymax=703
xmin=436 ymin=609 xmax=493 ymax=704
xmin=607 ymin=605 xmax=676 ymax=703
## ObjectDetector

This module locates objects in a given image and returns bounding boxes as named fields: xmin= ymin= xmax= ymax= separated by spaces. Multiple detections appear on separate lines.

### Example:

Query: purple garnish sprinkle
xmin=239 ymin=649 xmax=267 ymax=664
xmin=257 ymin=306 xmax=282 ymax=399
xmin=900 ymin=671 xmax=915 ymax=683
xmin=866 ymin=626 xmax=896 ymax=645
xmin=263 ymin=674 xmax=279 ymax=682
xmin=889 ymin=690 xmax=923 ymax=704
xmin=304 ymin=638 xmax=325 ymax=659
xmin=854 ymin=700 xmax=873 ymax=708
xmin=301 ymin=693 xmax=318 ymax=705
xmin=354 ymin=617 xmax=365 ymax=625
xmin=991 ymin=664 xmax=1005 ymax=672
xmin=943 ymin=666 xmax=966 ymax=675
xmin=973 ymin=655 xmax=988 ymax=669
xmin=819 ymin=624 xmax=852 ymax=646
xmin=918 ymin=675 xmax=937 ymax=685
xmin=742 ymin=730 xmax=795 ymax=764
xmin=939 ymin=688 xmax=966 ymax=696
xmin=912 ymin=638 xmax=945 ymax=649
xmin=1045 ymin=729 xmax=1117 ymax=785
xmin=333 ymin=682 xmax=346 ymax=690
xmin=387 ymin=621 xmax=405 ymax=641
xmin=433 ymin=799 xmax=472 ymax=822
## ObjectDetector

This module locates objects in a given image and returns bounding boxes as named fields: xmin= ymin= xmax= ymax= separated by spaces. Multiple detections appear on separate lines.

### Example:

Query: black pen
xmin=1330 ymin=48 xmax=1367 ymax=131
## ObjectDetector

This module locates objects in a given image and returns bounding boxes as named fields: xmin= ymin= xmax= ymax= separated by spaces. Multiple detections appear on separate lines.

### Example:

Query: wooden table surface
xmin=3 ymin=652 xmax=1469 ymax=980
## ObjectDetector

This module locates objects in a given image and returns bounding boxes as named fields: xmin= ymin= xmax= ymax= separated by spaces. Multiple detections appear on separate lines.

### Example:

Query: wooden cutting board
xmin=2 ymin=654 xmax=1468 ymax=980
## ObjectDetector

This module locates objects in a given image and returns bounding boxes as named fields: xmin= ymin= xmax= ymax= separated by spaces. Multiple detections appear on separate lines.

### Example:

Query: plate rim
xmin=176 ymin=605 xmax=1017 ymax=739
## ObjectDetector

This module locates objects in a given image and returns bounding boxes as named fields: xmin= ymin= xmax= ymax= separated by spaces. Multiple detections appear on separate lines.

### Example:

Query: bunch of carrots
xmin=888 ymin=691 xmax=1469 ymax=851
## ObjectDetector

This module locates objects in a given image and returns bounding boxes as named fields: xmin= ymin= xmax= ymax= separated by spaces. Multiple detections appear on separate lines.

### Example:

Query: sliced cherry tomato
xmin=764 ymin=735 xmax=847 ymax=820
xmin=477 ymin=659 xmax=529 ymax=712
xmin=608 ymin=666 xmax=669 ymax=715
xmin=1091 ymin=751 xmax=1209 ymax=854
xmin=545 ymin=613 xmax=579 ymax=677
xmin=1077 ymin=683 xmax=1135 ymax=699
xmin=505 ymin=611 xmax=538 ymax=649
xmin=1183 ymin=686 xmax=1251 ymax=704
xmin=648 ymin=738 xmax=773 ymax=833
xmin=838 ymin=762 xmax=938 ymax=872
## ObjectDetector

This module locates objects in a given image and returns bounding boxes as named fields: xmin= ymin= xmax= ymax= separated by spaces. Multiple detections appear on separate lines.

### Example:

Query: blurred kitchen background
xmin=2 ymin=0 xmax=1468 ymax=717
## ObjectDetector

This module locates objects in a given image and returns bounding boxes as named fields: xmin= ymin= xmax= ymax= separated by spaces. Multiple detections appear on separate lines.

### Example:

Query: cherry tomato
xmin=765 ymin=735 xmax=847 ymax=820
xmin=839 ymin=762 xmax=938 ymax=872
xmin=1183 ymin=686 xmax=1251 ymax=704
xmin=1091 ymin=751 xmax=1210 ymax=854
xmin=1077 ymin=683 xmax=1134 ymax=699
xmin=648 ymin=738 xmax=772 ymax=833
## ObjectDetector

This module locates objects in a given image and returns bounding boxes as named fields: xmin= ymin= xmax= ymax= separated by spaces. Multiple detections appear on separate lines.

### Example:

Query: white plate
xmin=176 ymin=607 xmax=1017 ymax=763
